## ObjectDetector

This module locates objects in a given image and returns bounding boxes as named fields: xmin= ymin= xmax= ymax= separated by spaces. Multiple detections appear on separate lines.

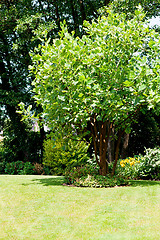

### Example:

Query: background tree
xmin=30 ymin=8 xmax=160 ymax=176
xmin=0 ymin=0 xmax=107 ymax=162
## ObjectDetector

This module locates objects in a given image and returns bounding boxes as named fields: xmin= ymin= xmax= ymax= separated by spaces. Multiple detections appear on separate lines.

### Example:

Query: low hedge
xmin=0 ymin=161 xmax=51 ymax=175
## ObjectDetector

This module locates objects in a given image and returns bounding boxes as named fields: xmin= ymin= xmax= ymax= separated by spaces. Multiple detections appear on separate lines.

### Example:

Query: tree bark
xmin=112 ymin=130 xmax=124 ymax=176
xmin=104 ymin=0 xmax=111 ymax=6
xmin=108 ymin=126 xmax=115 ymax=162
xmin=121 ymin=133 xmax=130 ymax=159
xmin=99 ymin=121 xmax=108 ymax=175
xmin=55 ymin=2 xmax=60 ymax=30
xmin=91 ymin=117 xmax=114 ymax=176
xmin=70 ymin=0 xmax=79 ymax=36
xmin=79 ymin=0 xmax=86 ymax=23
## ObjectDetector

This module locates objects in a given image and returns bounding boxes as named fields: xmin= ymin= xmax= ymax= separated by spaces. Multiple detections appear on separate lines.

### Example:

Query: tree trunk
xmin=104 ymin=0 xmax=111 ymax=6
xmin=108 ymin=127 xmax=115 ymax=162
xmin=39 ymin=117 xmax=45 ymax=162
xmin=112 ymin=130 xmax=124 ymax=176
xmin=121 ymin=133 xmax=129 ymax=159
xmin=99 ymin=121 xmax=108 ymax=175
xmin=91 ymin=117 xmax=112 ymax=176
xmin=55 ymin=2 xmax=60 ymax=30
xmin=99 ymin=155 xmax=107 ymax=176
xmin=79 ymin=0 xmax=86 ymax=23
xmin=70 ymin=0 xmax=79 ymax=36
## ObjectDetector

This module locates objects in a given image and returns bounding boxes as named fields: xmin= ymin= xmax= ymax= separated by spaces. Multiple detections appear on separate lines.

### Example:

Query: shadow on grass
xmin=22 ymin=176 xmax=65 ymax=187
xmin=33 ymin=176 xmax=65 ymax=186
xmin=129 ymin=180 xmax=160 ymax=187
xmin=22 ymin=177 xmax=160 ymax=188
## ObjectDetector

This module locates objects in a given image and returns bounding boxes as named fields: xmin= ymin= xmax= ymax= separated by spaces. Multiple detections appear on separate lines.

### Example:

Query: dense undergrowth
xmin=0 ymin=144 xmax=159 ymax=187
xmin=0 ymin=161 xmax=50 ymax=175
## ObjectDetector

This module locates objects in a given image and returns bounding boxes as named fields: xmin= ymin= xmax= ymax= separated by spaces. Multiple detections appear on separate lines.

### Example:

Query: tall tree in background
xmin=0 ymin=0 xmax=106 ymax=161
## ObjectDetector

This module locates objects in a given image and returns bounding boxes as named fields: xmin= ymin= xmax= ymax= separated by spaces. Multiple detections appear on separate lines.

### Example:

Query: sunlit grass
xmin=0 ymin=175 xmax=160 ymax=240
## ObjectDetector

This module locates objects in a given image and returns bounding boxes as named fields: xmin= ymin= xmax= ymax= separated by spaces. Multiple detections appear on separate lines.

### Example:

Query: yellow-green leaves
xmin=30 ymin=7 xmax=160 ymax=134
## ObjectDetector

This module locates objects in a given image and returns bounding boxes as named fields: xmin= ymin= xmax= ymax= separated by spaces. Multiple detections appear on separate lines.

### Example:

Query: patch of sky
xmin=149 ymin=16 xmax=160 ymax=27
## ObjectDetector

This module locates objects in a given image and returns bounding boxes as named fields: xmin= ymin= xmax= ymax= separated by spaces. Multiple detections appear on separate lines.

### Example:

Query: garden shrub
xmin=4 ymin=161 xmax=24 ymax=175
xmin=76 ymin=175 xmax=127 ymax=188
xmin=0 ymin=160 xmax=51 ymax=175
xmin=21 ymin=162 xmax=35 ymax=175
xmin=33 ymin=163 xmax=51 ymax=175
xmin=20 ymin=162 xmax=51 ymax=175
xmin=1 ymin=119 xmax=43 ymax=163
xmin=43 ymin=135 xmax=90 ymax=175
xmin=65 ymin=164 xmax=99 ymax=184
xmin=118 ymin=147 xmax=160 ymax=180
xmin=0 ymin=161 xmax=6 ymax=174
xmin=136 ymin=147 xmax=160 ymax=180
xmin=64 ymin=165 xmax=127 ymax=187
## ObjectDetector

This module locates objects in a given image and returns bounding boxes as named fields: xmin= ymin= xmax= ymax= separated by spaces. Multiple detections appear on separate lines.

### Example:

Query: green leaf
xmin=138 ymin=84 xmax=146 ymax=91
xmin=58 ymin=95 xmax=65 ymax=101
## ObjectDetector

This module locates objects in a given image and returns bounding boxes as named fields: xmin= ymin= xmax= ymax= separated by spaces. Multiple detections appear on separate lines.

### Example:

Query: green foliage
xmin=4 ymin=161 xmax=24 ymax=175
xmin=1 ymin=119 xmax=42 ymax=163
xmin=65 ymin=165 xmax=127 ymax=187
xmin=64 ymin=164 xmax=99 ymax=184
xmin=1 ymin=0 xmax=160 ymax=178
xmin=117 ymin=156 xmax=141 ymax=179
xmin=0 ymin=141 xmax=5 ymax=162
xmin=128 ymin=110 xmax=160 ymax=155
xmin=43 ymin=135 xmax=90 ymax=175
xmin=136 ymin=147 xmax=160 ymax=180
xmin=110 ymin=0 xmax=160 ymax=19
xmin=117 ymin=147 xmax=160 ymax=180
xmin=0 ymin=160 xmax=50 ymax=175
xmin=0 ymin=161 xmax=6 ymax=174
xmin=31 ymin=7 xmax=160 ymax=133
xmin=31 ymin=7 xmax=160 ymax=175
xmin=21 ymin=162 xmax=35 ymax=175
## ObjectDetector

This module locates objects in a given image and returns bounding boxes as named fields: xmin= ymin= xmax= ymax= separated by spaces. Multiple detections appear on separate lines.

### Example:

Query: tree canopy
xmin=30 ymin=7 xmax=160 ymax=175
xmin=0 ymin=0 xmax=160 ymax=164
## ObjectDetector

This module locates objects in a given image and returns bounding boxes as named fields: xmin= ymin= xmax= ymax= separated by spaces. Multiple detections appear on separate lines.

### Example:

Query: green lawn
xmin=0 ymin=175 xmax=160 ymax=240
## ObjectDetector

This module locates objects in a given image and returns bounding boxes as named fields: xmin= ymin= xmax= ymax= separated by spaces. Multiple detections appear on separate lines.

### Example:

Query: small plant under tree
xmin=30 ymin=7 xmax=160 ymax=176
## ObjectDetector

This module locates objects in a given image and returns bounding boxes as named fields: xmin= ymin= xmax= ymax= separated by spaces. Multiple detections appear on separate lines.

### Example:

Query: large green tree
xmin=0 ymin=0 xmax=159 ymax=162
xmin=30 ymin=7 xmax=160 ymax=175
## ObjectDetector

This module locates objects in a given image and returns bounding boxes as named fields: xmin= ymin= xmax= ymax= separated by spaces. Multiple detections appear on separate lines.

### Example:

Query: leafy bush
xmin=117 ymin=147 xmax=160 ymax=180
xmin=0 ymin=160 xmax=51 ymax=175
xmin=64 ymin=165 xmax=127 ymax=187
xmin=4 ymin=161 xmax=24 ymax=175
xmin=43 ymin=135 xmax=90 ymax=175
xmin=65 ymin=164 xmax=99 ymax=184
xmin=136 ymin=147 xmax=160 ymax=180
xmin=0 ymin=161 xmax=6 ymax=174
xmin=21 ymin=162 xmax=35 ymax=175
xmin=33 ymin=163 xmax=51 ymax=175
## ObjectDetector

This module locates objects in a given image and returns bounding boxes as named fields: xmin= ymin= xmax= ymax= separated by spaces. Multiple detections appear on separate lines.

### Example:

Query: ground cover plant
xmin=0 ymin=175 xmax=160 ymax=240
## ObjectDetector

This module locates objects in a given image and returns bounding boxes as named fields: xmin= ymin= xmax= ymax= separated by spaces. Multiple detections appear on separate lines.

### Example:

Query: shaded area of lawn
xmin=129 ymin=180 xmax=160 ymax=187
xmin=22 ymin=176 xmax=65 ymax=187
xmin=26 ymin=176 xmax=160 ymax=188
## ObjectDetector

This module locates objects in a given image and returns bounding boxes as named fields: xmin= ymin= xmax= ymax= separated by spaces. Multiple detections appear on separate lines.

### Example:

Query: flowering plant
xmin=120 ymin=157 xmax=140 ymax=168
xmin=118 ymin=156 xmax=141 ymax=179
